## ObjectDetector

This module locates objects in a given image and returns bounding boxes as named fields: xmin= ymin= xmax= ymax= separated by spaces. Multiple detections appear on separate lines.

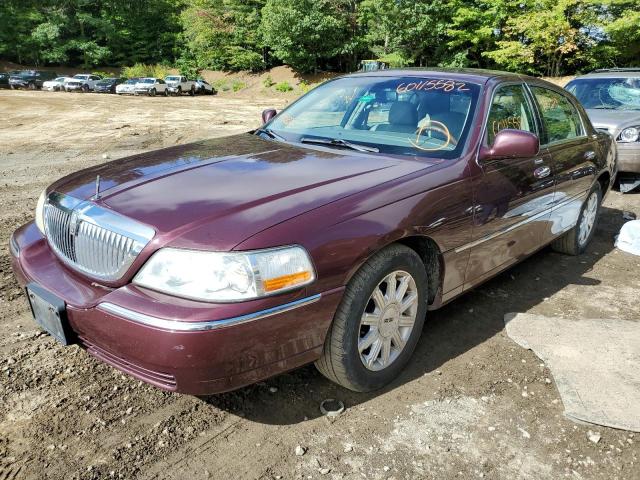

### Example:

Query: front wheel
xmin=315 ymin=244 xmax=428 ymax=392
xmin=149 ymin=88 xmax=156 ymax=97
xmin=551 ymin=183 xmax=602 ymax=255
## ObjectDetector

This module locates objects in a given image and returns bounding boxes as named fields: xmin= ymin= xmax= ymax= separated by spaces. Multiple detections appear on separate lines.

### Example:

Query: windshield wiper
xmin=300 ymin=136 xmax=379 ymax=153
xmin=256 ymin=127 xmax=286 ymax=142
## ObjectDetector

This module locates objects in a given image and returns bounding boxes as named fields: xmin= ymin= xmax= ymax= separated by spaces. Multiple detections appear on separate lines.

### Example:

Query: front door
xmin=464 ymin=83 xmax=555 ymax=286
xmin=527 ymin=84 xmax=598 ymax=240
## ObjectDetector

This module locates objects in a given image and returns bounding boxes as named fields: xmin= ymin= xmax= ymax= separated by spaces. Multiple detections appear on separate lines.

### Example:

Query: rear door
xmin=527 ymin=84 xmax=598 ymax=240
xmin=464 ymin=82 xmax=555 ymax=286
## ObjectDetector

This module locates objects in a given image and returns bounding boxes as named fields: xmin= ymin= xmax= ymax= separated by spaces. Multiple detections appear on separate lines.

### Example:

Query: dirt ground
xmin=0 ymin=90 xmax=638 ymax=480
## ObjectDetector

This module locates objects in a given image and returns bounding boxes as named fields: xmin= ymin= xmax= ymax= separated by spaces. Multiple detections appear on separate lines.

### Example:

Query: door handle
xmin=584 ymin=150 xmax=596 ymax=161
xmin=533 ymin=158 xmax=544 ymax=165
xmin=534 ymin=166 xmax=551 ymax=179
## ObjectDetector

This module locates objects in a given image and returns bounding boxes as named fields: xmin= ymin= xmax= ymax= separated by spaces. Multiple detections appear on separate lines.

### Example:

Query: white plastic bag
xmin=615 ymin=219 xmax=640 ymax=256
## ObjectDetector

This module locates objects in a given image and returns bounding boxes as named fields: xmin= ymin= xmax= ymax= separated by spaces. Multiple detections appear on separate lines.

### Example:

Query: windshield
xmin=140 ymin=78 xmax=155 ymax=84
xmin=73 ymin=74 xmax=89 ymax=80
xmin=566 ymin=77 xmax=640 ymax=111
xmin=54 ymin=77 xmax=65 ymax=82
xmin=166 ymin=76 xmax=180 ymax=81
xmin=125 ymin=79 xmax=138 ymax=84
xmin=265 ymin=75 xmax=480 ymax=158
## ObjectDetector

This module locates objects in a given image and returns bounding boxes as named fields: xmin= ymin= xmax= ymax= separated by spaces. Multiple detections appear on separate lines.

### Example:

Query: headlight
xmin=133 ymin=246 xmax=315 ymax=302
xmin=35 ymin=190 xmax=47 ymax=234
xmin=619 ymin=127 xmax=640 ymax=143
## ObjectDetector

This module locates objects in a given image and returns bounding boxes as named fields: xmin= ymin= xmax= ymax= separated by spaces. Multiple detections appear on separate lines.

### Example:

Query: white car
xmin=164 ymin=75 xmax=196 ymax=96
xmin=65 ymin=74 xmax=102 ymax=92
xmin=194 ymin=79 xmax=216 ymax=95
xmin=42 ymin=77 xmax=68 ymax=92
xmin=116 ymin=78 xmax=141 ymax=95
xmin=134 ymin=78 xmax=168 ymax=96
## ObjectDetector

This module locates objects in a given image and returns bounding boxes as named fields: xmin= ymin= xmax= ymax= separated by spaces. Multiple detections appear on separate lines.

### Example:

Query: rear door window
xmin=529 ymin=86 xmax=584 ymax=144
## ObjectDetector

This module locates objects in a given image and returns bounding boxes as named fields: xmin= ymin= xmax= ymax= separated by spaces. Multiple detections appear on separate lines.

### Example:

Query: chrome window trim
xmin=98 ymin=294 xmax=322 ymax=332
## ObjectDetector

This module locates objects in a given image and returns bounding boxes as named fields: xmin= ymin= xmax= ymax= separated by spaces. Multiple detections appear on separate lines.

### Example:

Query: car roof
xmin=344 ymin=67 xmax=535 ymax=84
xmin=572 ymin=68 xmax=640 ymax=80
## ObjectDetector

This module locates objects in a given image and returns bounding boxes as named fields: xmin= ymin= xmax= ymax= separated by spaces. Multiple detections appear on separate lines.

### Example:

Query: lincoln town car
xmin=10 ymin=69 xmax=615 ymax=395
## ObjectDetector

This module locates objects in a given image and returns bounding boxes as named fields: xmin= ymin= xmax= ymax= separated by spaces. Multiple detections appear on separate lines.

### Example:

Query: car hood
xmin=51 ymin=134 xmax=433 ymax=250
xmin=586 ymin=109 xmax=640 ymax=135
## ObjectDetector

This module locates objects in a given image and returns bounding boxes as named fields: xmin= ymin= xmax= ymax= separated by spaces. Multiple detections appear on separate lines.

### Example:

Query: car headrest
xmin=389 ymin=101 xmax=418 ymax=126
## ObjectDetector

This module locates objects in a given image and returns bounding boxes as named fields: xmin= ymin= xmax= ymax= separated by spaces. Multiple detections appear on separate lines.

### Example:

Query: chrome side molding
xmin=98 ymin=294 xmax=322 ymax=332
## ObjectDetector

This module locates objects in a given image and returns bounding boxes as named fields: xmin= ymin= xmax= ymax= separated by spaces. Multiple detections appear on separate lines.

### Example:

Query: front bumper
xmin=616 ymin=142 xmax=640 ymax=174
xmin=10 ymin=222 xmax=342 ymax=395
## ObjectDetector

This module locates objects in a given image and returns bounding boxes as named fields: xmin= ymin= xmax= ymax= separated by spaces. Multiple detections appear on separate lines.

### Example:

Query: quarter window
xmin=530 ymin=86 xmax=583 ymax=144
xmin=486 ymin=84 xmax=536 ymax=145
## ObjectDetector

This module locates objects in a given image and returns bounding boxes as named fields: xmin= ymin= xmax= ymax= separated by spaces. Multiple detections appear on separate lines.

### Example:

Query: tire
xmin=551 ymin=183 xmax=602 ymax=255
xmin=82 ymin=84 xmax=89 ymax=93
xmin=176 ymin=86 xmax=182 ymax=96
xmin=315 ymin=244 xmax=428 ymax=392
xmin=164 ymin=88 xmax=168 ymax=97
xmin=189 ymin=85 xmax=195 ymax=96
xmin=149 ymin=88 xmax=156 ymax=97
xmin=28 ymin=82 xmax=36 ymax=90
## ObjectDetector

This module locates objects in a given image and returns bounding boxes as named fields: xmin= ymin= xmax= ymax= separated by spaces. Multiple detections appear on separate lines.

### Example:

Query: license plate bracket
xmin=26 ymin=283 xmax=72 ymax=346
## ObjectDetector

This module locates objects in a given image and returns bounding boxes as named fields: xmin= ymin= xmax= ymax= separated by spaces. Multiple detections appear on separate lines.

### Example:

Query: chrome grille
xmin=44 ymin=192 xmax=155 ymax=282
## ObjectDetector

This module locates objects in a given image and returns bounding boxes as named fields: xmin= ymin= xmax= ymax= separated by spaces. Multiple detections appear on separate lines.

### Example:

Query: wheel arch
xmin=596 ymin=170 xmax=611 ymax=195
xmin=343 ymin=234 xmax=444 ymax=307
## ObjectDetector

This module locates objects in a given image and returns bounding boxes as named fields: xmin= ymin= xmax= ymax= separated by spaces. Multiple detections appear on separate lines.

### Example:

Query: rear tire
xmin=189 ymin=85 xmax=195 ymax=96
xmin=315 ymin=244 xmax=428 ymax=392
xmin=551 ymin=183 xmax=602 ymax=255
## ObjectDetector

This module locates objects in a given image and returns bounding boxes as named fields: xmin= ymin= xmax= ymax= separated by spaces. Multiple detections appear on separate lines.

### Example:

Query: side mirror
xmin=262 ymin=108 xmax=277 ymax=124
xmin=479 ymin=129 xmax=539 ymax=162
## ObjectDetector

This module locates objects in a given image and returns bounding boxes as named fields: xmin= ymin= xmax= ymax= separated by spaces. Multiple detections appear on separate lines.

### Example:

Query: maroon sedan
xmin=10 ymin=69 xmax=615 ymax=395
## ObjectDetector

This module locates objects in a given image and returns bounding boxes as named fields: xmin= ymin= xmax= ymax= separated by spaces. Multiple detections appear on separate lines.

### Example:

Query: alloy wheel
xmin=578 ymin=192 xmax=598 ymax=247
xmin=358 ymin=270 xmax=419 ymax=371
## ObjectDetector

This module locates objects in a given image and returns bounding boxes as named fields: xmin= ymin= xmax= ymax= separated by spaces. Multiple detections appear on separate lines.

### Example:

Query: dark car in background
xmin=10 ymin=69 xmax=615 ymax=396
xmin=566 ymin=68 xmax=640 ymax=192
xmin=9 ymin=70 xmax=57 ymax=90
xmin=0 ymin=72 xmax=9 ymax=89
xmin=94 ymin=77 xmax=125 ymax=94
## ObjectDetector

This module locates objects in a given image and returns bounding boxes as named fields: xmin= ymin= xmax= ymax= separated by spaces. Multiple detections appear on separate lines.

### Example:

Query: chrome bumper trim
xmin=9 ymin=234 xmax=20 ymax=257
xmin=98 ymin=294 xmax=322 ymax=332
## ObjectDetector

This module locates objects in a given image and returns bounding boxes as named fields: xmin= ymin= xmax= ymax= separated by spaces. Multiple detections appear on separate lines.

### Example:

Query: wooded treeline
xmin=1 ymin=0 xmax=638 ymax=76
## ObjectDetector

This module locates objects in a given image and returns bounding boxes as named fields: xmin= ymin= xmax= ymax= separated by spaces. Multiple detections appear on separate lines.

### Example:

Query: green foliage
xmin=260 ymin=0 xmax=351 ymax=72
xmin=275 ymin=81 xmax=293 ymax=92
xmin=90 ymin=70 xmax=110 ymax=78
xmin=212 ymin=79 xmax=231 ymax=91
xmin=175 ymin=57 xmax=199 ymax=79
xmin=121 ymin=63 xmax=172 ymax=79
xmin=231 ymin=79 xmax=246 ymax=91
xmin=263 ymin=75 xmax=275 ymax=88
xmin=0 ymin=0 xmax=638 ymax=77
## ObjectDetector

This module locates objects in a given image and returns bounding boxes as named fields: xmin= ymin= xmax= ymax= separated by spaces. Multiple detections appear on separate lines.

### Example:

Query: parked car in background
xmin=566 ymin=68 xmax=640 ymax=192
xmin=65 ymin=74 xmax=102 ymax=92
xmin=94 ymin=77 xmax=125 ymax=94
xmin=194 ymin=78 xmax=216 ymax=95
xmin=42 ymin=77 xmax=68 ymax=92
xmin=165 ymin=75 xmax=195 ymax=96
xmin=9 ymin=70 xmax=57 ymax=90
xmin=10 ymin=69 xmax=615 ymax=396
xmin=134 ymin=77 xmax=167 ymax=96
xmin=115 ymin=78 xmax=140 ymax=95
xmin=0 ymin=73 xmax=9 ymax=89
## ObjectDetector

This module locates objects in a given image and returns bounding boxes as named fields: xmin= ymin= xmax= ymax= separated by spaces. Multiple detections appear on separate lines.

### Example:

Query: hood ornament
xmin=93 ymin=174 xmax=101 ymax=200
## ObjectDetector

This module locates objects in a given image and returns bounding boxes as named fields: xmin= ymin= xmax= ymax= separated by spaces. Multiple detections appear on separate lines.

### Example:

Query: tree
xmin=260 ymin=0 xmax=351 ymax=72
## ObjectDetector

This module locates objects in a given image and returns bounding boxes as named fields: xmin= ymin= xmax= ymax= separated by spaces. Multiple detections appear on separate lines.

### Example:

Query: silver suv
xmin=566 ymin=68 xmax=640 ymax=192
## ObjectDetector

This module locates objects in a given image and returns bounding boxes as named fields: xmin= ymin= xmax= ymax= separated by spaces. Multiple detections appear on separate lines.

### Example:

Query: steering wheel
xmin=410 ymin=120 xmax=458 ymax=151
